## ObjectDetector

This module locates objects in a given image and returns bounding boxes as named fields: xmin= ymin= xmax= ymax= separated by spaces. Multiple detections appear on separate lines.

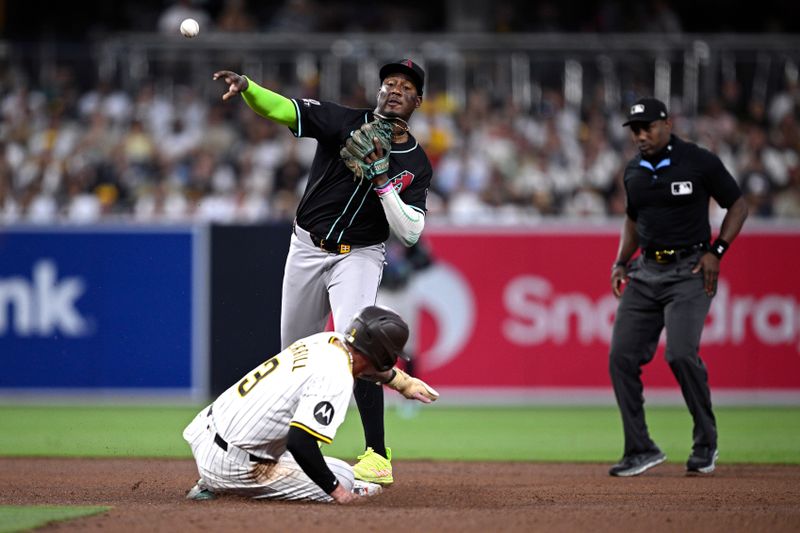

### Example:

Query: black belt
xmin=213 ymin=433 xmax=274 ymax=465
xmin=309 ymin=232 xmax=353 ymax=254
xmin=293 ymin=221 xmax=353 ymax=254
xmin=206 ymin=405 xmax=273 ymax=465
xmin=643 ymin=242 xmax=708 ymax=264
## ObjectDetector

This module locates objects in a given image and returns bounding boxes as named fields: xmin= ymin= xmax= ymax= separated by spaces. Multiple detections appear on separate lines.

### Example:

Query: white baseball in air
xmin=180 ymin=18 xmax=200 ymax=38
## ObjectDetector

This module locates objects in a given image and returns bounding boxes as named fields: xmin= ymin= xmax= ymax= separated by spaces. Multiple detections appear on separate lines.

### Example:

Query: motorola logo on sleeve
xmin=313 ymin=401 xmax=335 ymax=425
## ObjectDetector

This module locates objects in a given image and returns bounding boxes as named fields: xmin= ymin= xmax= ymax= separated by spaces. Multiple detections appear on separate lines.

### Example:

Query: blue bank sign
xmin=0 ymin=226 xmax=207 ymax=398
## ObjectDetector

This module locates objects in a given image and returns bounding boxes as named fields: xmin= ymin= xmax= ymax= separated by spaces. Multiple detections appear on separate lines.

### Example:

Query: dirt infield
xmin=2 ymin=458 xmax=799 ymax=532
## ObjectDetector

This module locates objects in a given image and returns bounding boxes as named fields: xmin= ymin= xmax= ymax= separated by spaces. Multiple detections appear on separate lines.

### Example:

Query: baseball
xmin=180 ymin=18 xmax=200 ymax=38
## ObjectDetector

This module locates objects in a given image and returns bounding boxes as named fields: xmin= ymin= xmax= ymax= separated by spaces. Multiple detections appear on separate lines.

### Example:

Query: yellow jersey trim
xmin=290 ymin=421 xmax=333 ymax=444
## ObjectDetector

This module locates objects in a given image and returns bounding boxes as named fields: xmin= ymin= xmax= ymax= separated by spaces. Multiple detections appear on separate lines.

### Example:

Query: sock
xmin=353 ymin=379 xmax=387 ymax=459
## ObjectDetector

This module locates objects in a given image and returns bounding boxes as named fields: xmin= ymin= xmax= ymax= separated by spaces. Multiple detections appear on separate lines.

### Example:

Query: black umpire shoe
xmin=686 ymin=446 xmax=719 ymax=474
xmin=609 ymin=449 xmax=667 ymax=477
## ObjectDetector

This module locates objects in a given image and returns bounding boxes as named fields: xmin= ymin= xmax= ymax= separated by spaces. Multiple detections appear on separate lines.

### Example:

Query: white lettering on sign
xmin=503 ymin=275 xmax=617 ymax=345
xmin=502 ymin=275 xmax=799 ymax=351
xmin=0 ymin=260 xmax=89 ymax=337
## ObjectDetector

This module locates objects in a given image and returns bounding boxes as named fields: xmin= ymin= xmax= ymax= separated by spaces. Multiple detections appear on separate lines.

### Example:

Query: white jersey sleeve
xmin=289 ymin=335 xmax=354 ymax=444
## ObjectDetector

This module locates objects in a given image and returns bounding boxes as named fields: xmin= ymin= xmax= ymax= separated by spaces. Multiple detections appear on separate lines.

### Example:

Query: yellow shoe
xmin=353 ymin=447 xmax=393 ymax=485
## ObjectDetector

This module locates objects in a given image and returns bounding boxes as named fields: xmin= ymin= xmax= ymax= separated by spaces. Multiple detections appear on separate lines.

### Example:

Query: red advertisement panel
xmin=403 ymin=226 xmax=800 ymax=392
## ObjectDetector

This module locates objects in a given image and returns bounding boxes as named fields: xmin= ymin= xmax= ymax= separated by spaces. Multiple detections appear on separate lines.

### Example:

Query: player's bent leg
xmin=327 ymin=244 xmax=395 ymax=478
xmin=353 ymin=380 xmax=387 ymax=457
xmin=326 ymin=456 xmax=356 ymax=493
xmin=327 ymin=244 xmax=385 ymax=332
xmin=248 ymin=453 xmax=356 ymax=502
xmin=280 ymin=236 xmax=333 ymax=348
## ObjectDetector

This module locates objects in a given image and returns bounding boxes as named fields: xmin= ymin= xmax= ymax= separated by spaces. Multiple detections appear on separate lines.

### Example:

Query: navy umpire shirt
xmin=624 ymin=135 xmax=742 ymax=250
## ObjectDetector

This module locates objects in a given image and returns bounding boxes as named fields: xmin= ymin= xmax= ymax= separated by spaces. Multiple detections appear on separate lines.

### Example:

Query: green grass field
xmin=0 ymin=506 xmax=109 ymax=533
xmin=1 ymin=404 xmax=798 ymax=463
xmin=2 ymin=404 xmax=798 ymax=532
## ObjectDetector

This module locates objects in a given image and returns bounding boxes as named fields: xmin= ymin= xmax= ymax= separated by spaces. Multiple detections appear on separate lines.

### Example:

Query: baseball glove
xmin=340 ymin=118 xmax=393 ymax=181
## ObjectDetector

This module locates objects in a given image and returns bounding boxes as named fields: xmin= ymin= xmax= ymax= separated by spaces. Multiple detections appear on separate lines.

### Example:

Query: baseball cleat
xmin=686 ymin=447 xmax=719 ymax=474
xmin=353 ymin=447 xmax=393 ymax=485
xmin=352 ymin=479 xmax=383 ymax=497
xmin=609 ymin=449 xmax=667 ymax=477
xmin=186 ymin=482 xmax=217 ymax=501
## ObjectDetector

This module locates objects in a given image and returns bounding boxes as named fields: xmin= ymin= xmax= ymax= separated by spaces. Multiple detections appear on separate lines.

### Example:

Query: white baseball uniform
xmin=183 ymin=332 xmax=357 ymax=501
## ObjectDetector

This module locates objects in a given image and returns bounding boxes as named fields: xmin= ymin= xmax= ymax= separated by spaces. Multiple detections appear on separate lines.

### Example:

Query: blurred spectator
xmin=216 ymin=0 xmax=258 ymax=32
xmin=5 ymin=46 xmax=800 ymax=225
xmin=267 ymin=0 xmax=319 ymax=33
xmin=739 ymin=170 xmax=774 ymax=217
xmin=774 ymin=164 xmax=800 ymax=218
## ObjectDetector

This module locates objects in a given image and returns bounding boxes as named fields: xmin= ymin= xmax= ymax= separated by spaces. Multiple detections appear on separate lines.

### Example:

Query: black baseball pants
xmin=609 ymin=254 xmax=717 ymax=457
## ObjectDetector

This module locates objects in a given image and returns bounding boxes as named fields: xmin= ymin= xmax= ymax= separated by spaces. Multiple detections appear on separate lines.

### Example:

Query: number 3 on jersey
xmin=238 ymin=358 xmax=279 ymax=397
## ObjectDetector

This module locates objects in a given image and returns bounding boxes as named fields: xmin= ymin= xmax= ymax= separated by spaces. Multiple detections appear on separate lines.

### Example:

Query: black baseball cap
xmin=622 ymin=97 xmax=669 ymax=126
xmin=380 ymin=59 xmax=425 ymax=96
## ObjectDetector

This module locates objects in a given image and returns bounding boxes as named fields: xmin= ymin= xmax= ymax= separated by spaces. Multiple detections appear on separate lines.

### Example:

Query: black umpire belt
xmin=293 ymin=222 xmax=359 ymax=254
xmin=643 ymin=242 xmax=708 ymax=264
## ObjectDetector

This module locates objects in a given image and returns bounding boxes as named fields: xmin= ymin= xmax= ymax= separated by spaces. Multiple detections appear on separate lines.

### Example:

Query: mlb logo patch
xmin=631 ymin=104 xmax=645 ymax=114
xmin=671 ymin=181 xmax=693 ymax=195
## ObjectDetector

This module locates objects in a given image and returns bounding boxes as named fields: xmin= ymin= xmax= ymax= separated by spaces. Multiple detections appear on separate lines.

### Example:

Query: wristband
xmin=612 ymin=260 xmax=627 ymax=270
xmin=373 ymin=180 xmax=395 ymax=197
xmin=382 ymin=368 xmax=397 ymax=385
xmin=710 ymin=238 xmax=729 ymax=259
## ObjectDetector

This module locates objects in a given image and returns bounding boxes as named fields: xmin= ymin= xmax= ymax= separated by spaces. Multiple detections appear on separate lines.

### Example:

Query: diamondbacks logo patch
xmin=671 ymin=181 xmax=693 ymax=195
xmin=314 ymin=401 xmax=334 ymax=425
xmin=390 ymin=171 xmax=415 ymax=192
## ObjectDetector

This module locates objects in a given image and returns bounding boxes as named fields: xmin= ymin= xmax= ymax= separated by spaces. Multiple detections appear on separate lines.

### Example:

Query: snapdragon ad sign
xmin=412 ymin=228 xmax=800 ymax=392
xmin=0 ymin=227 xmax=199 ymax=393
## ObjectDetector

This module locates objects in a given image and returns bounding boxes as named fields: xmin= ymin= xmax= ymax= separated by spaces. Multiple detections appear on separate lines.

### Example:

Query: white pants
xmin=183 ymin=408 xmax=355 ymax=502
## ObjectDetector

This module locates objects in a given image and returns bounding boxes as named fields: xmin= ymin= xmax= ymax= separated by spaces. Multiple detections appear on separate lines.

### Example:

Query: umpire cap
xmin=380 ymin=59 xmax=425 ymax=96
xmin=623 ymin=97 xmax=669 ymax=126
xmin=345 ymin=306 xmax=410 ymax=372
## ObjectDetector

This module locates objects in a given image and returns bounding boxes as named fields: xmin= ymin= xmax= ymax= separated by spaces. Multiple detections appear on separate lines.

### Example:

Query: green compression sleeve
xmin=241 ymin=76 xmax=298 ymax=129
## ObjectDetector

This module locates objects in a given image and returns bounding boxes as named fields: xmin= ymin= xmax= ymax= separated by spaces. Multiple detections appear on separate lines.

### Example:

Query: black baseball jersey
xmin=623 ymin=135 xmax=741 ymax=249
xmin=289 ymin=98 xmax=432 ymax=246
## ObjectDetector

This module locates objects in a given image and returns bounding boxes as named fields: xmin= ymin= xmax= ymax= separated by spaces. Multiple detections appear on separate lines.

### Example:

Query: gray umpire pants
xmin=609 ymin=251 xmax=717 ymax=457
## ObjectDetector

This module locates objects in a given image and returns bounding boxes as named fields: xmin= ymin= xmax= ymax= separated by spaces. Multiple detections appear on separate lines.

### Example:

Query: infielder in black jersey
xmin=213 ymin=59 xmax=432 ymax=485
xmin=607 ymin=98 xmax=748 ymax=477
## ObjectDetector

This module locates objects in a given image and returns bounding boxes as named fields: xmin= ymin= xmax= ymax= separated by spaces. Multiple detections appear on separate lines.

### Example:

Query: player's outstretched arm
xmin=212 ymin=70 xmax=298 ymax=129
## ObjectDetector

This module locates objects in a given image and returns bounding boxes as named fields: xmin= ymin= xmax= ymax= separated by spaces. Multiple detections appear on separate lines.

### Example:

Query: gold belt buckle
xmin=654 ymin=249 xmax=675 ymax=264
xmin=318 ymin=238 xmax=351 ymax=254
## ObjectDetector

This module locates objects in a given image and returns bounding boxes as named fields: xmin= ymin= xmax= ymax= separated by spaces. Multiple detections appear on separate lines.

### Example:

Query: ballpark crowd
xmin=1 ymin=69 xmax=800 ymax=224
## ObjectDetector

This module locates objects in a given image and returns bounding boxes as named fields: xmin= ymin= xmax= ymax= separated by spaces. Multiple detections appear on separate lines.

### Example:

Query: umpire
xmin=608 ymin=97 xmax=748 ymax=477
